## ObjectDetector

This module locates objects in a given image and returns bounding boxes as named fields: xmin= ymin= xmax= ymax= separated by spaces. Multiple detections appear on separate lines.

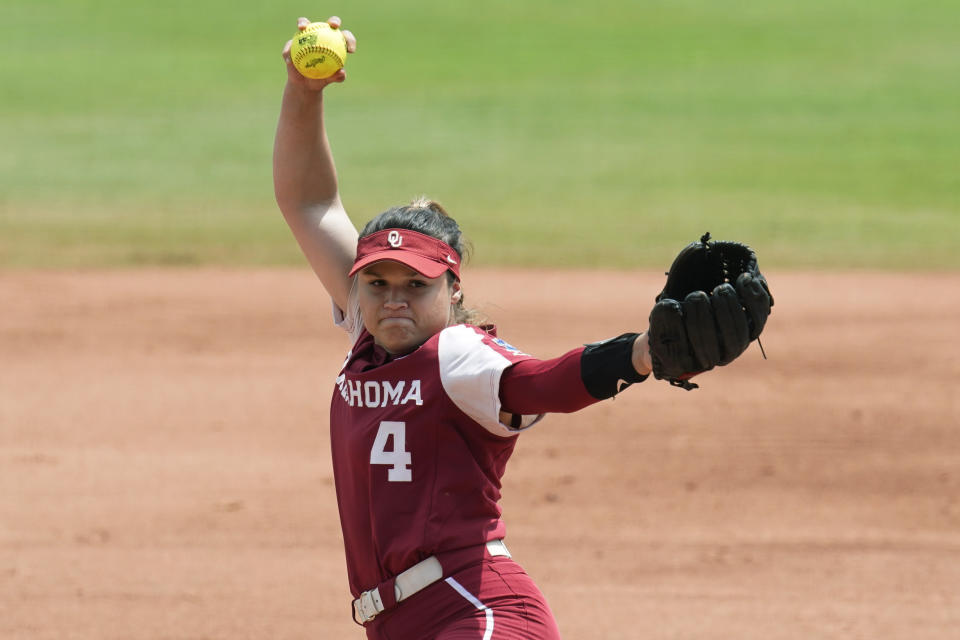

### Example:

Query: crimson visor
xmin=348 ymin=229 xmax=461 ymax=280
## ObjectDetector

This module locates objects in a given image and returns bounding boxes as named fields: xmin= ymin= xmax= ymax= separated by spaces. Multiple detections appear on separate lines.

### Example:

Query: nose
xmin=383 ymin=286 xmax=408 ymax=309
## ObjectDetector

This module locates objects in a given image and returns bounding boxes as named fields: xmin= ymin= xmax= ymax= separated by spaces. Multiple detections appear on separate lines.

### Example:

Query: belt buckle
xmin=351 ymin=589 xmax=381 ymax=625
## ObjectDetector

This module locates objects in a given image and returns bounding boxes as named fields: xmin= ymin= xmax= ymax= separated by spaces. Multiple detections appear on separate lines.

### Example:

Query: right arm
xmin=273 ymin=16 xmax=359 ymax=311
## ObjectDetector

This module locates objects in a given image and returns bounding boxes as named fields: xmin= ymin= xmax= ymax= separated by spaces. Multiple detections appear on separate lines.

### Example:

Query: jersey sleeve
xmin=437 ymin=325 xmax=545 ymax=436
xmin=498 ymin=348 xmax=600 ymax=414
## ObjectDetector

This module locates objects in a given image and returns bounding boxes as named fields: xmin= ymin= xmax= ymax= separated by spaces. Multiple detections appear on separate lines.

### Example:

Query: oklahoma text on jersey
xmin=336 ymin=374 xmax=425 ymax=408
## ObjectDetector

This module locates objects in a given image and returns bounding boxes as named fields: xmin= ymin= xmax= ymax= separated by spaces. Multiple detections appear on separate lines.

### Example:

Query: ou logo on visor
xmin=387 ymin=231 xmax=403 ymax=248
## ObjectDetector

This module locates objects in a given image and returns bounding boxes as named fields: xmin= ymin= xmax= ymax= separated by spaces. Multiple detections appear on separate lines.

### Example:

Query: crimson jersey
xmin=329 ymin=314 xmax=543 ymax=597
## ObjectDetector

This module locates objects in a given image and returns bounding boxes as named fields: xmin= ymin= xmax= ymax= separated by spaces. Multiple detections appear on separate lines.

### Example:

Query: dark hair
xmin=360 ymin=197 xmax=469 ymax=260
xmin=361 ymin=197 xmax=484 ymax=325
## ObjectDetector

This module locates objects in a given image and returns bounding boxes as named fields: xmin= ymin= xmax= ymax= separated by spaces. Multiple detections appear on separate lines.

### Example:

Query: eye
xmin=366 ymin=278 xmax=386 ymax=287
xmin=408 ymin=279 xmax=430 ymax=288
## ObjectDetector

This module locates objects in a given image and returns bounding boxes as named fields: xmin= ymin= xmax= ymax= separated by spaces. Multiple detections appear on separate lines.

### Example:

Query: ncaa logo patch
xmin=491 ymin=337 xmax=527 ymax=356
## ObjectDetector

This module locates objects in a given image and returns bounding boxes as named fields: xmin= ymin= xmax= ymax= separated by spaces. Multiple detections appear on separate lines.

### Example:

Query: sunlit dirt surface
xmin=2 ymin=268 xmax=959 ymax=639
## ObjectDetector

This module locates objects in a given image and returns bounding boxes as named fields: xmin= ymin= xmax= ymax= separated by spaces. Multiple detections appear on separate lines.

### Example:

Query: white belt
xmin=352 ymin=539 xmax=511 ymax=625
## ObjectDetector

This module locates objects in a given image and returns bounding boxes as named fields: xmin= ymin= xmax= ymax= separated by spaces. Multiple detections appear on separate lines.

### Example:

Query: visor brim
xmin=348 ymin=251 xmax=451 ymax=279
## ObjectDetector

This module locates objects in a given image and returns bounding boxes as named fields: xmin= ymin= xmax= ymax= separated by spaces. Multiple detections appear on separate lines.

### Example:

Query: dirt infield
xmin=2 ymin=268 xmax=958 ymax=639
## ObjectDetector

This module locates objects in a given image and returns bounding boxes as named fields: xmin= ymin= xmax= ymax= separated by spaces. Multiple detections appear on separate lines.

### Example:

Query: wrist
xmin=632 ymin=332 xmax=652 ymax=376
xmin=285 ymin=79 xmax=325 ymax=100
xmin=580 ymin=333 xmax=649 ymax=400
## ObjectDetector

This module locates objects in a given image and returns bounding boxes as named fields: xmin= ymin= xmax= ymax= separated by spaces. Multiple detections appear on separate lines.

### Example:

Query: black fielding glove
xmin=648 ymin=233 xmax=773 ymax=390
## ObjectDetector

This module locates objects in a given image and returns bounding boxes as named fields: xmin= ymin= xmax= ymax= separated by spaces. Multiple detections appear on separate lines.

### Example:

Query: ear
xmin=450 ymin=281 xmax=463 ymax=303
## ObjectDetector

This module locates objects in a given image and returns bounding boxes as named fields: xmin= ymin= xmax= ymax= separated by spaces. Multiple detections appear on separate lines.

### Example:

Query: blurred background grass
xmin=1 ymin=0 xmax=957 ymax=269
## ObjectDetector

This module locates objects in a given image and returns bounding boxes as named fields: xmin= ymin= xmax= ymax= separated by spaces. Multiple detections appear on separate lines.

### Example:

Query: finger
xmin=327 ymin=16 xmax=341 ymax=29
xmin=682 ymin=291 xmax=721 ymax=371
xmin=648 ymin=298 xmax=697 ymax=380
xmin=735 ymin=272 xmax=771 ymax=340
xmin=341 ymin=29 xmax=357 ymax=53
xmin=297 ymin=17 xmax=310 ymax=30
xmin=711 ymin=283 xmax=750 ymax=364
xmin=758 ymin=273 xmax=774 ymax=307
xmin=328 ymin=69 xmax=347 ymax=83
xmin=281 ymin=40 xmax=292 ymax=61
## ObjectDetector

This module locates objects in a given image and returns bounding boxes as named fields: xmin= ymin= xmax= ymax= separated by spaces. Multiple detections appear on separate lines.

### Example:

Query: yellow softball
xmin=290 ymin=22 xmax=347 ymax=80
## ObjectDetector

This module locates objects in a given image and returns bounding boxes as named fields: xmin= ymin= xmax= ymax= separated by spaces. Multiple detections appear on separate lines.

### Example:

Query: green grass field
xmin=2 ymin=0 xmax=958 ymax=269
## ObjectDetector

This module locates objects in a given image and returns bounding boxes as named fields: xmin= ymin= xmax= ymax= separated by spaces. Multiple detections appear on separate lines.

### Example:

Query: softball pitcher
xmin=274 ymin=16 xmax=771 ymax=640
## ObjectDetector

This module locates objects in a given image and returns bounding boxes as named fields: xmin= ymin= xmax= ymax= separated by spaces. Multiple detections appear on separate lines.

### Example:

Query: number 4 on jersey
xmin=370 ymin=421 xmax=412 ymax=482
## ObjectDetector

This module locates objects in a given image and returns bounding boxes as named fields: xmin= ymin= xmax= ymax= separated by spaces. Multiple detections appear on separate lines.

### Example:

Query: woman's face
xmin=357 ymin=260 xmax=461 ymax=355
